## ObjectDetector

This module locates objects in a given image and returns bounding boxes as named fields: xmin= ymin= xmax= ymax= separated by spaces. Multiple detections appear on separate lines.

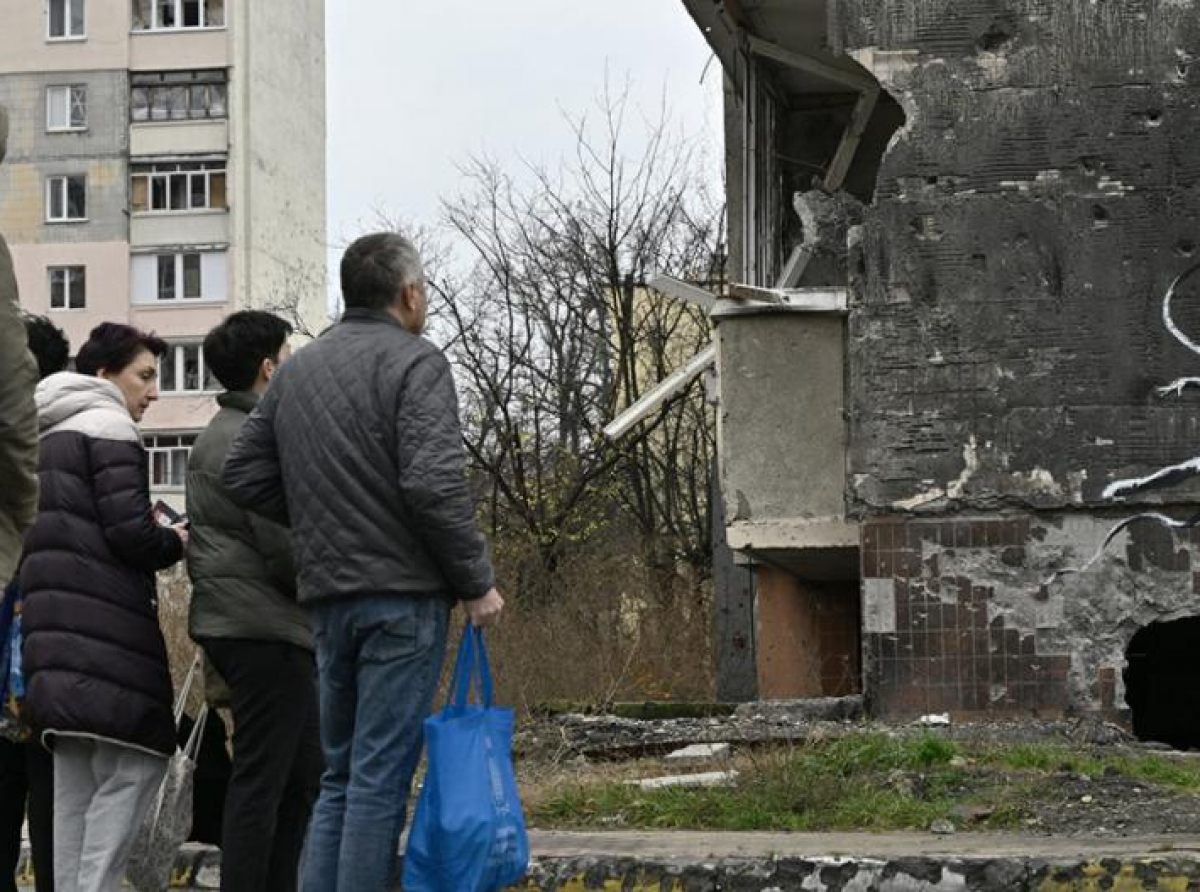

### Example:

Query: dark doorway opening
xmin=1124 ymin=617 xmax=1200 ymax=749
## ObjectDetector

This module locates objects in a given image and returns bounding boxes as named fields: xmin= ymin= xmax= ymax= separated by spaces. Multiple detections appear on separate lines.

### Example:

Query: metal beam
xmin=823 ymin=86 xmax=879 ymax=191
xmin=649 ymin=274 xmax=718 ymax=311
xmin=745 ymin=34 xmax=876 ymax=93
xmin=603 ymin=343 xmax=718 ymax=440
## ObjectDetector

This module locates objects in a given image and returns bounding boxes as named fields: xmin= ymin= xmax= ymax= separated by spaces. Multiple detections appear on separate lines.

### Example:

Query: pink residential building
xmin=0 ymin=0 xmax=327 ymax=510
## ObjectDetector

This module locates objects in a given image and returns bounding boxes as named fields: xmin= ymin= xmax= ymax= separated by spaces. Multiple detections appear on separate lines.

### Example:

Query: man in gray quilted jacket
xmin=223 ymin=232 xmax=504 ymax=892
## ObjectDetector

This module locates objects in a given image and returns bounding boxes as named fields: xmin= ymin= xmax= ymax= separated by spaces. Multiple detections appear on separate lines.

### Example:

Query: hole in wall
xmin=1124 ymin=617 xmax=1200 ymax=750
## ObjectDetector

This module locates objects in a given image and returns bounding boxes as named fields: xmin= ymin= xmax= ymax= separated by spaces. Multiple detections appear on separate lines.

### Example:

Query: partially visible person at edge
xmin=0 ymin=102 xmax=46 ymax=892
xmin=187 ymin=310 xmax=321 ymax=892
xmin=20 ymin=323 xmax=188 ymax=892
xmin=223 ymin=232 xmax=505 ymax=892
xmin=0 ymin=316 xmax=69 ymax=892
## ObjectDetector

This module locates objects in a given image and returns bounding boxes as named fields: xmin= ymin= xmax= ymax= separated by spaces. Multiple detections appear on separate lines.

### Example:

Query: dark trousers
xmin=0 ymin=737 xmax=53 ymax=892
xmin=202 ymin=639 xmax=322 ymax=892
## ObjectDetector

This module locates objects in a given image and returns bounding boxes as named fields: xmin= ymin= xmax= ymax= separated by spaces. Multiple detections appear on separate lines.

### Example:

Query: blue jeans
xmin=300 ymin=594 xmax=450 ymax=892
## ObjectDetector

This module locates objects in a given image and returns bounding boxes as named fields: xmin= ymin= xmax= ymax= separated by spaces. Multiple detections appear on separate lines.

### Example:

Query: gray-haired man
xmin=223 ymin=232 xmax=503 ymax=892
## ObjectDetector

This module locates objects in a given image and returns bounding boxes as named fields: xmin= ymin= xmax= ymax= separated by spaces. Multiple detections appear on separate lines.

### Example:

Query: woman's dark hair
xmin=75 ymin=322 xmax=167 ymax=377
xmin=203 ymin=311 xmax=293 ymax=392
xmin=21 ymin=314 xmax=70 ymax=380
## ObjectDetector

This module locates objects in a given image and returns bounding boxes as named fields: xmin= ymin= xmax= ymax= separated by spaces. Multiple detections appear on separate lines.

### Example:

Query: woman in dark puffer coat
xmin=20 ymin=323 xmax=188 ymax=892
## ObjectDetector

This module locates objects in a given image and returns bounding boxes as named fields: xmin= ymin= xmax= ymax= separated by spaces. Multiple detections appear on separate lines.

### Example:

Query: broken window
xmin=134 ymin=0 xmax=223 ymax=29
xmin=131 ymin=70 xmax=228 ymax=121
xmin=46 ymin=85 xmax=87 ymax=131
xmin=131 ymin=160 xmax=226 ymax=212
xmin=46 ymin=175 xmax=86 ymax=222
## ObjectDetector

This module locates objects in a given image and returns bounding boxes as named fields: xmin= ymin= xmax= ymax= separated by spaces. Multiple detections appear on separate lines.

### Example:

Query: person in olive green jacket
xmin=0 ymin=107 xmax=40 ymax=586
xmin=186 ymin=311 xmax=320 ymax=892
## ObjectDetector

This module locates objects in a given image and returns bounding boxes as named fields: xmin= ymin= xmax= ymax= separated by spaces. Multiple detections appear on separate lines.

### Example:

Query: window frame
xmin=130 ymin=161 xmax=226 ymax=214
xmin=45 ymin=175 xmax=87 ymax=223
xmin=48 ymin=265 xmax=87 ymax=310
xmin=157 ymin=344 xmax=218 ymax=395
xmin=132 ymin=0 xmax=225 ymax=32
xmin=130 ymin=71 xmax=228 ymax=123
xmin=144 ymin=432 xmax=199 ymax=490
xmin=46 ymin=84 xmax=88 ymax=132
xmin=47 ymin=0 xmax=86 ymax=40
xmin=152 ymin=252 xmax=209 ymax=302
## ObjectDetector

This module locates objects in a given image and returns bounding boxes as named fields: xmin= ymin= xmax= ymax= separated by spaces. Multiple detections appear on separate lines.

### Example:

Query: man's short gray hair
xmin=340 ymin=232 xmax=425 ymax=311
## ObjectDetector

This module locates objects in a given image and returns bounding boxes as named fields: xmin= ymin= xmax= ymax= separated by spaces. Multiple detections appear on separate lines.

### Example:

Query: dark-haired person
xmin=224 ymin=233 xmax=503 ymax=892
xmin=19 ymin=322 xmax=187 ymax=892
xmin=186 ymin=310 xmax=320 ymax=892
xmin=21 ymin=315 xmax=70 ymax=382
xmin=0 ymin=315 xmax=68 ymax=892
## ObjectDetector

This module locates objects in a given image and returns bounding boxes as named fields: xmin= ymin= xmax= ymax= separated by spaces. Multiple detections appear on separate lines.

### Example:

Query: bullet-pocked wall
xmin=833 ymin=1 xmax=1200 ymax=726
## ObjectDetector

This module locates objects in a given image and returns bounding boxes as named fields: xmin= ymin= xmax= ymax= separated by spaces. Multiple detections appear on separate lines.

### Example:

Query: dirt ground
xmin=512 ymin=710 xmax=1200 ymax=836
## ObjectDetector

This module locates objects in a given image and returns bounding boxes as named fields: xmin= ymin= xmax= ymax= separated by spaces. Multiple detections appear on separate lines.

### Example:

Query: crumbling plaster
xmin=830 ymin=0 xmax=1200 ymax=515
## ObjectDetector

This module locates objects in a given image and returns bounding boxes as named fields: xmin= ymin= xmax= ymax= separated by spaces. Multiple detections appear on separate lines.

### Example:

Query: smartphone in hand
xmin=152 ymin=499 xmax=187 ymax=527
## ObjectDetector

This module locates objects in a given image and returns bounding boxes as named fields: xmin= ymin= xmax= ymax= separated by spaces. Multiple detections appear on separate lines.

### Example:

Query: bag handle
xmin=448 ymin=625 xmax=493 ymax=711
xmin=174 ymin=653 xmax=202 ymax=727
xmin=183 ymin=704 xmax=209 ymax=761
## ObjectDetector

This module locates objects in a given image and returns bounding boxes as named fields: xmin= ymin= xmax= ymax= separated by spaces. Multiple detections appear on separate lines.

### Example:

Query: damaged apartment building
xmin=673 ymin=0 xmax=1200 ymax=747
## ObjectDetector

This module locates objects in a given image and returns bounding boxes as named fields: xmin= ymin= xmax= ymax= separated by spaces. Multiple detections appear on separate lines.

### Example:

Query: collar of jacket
xmin=35 ymin=372 xmax=136 ymax=441
xmin=339 ymin=307 xmax=407 ymax=330
xmin=217 ymin=390 xmax=259 ymax=414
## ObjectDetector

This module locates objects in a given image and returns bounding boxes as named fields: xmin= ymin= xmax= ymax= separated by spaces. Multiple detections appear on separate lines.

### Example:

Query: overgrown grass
xmin=526 ymin=732 xmax=1200 ymax=832
xmin=530 ymin=733 xmax=971 ymax=831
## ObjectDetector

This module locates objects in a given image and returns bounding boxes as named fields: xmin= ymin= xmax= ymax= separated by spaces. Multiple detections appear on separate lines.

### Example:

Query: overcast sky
xmin=324 ymin=2 xmax=723 ymax=281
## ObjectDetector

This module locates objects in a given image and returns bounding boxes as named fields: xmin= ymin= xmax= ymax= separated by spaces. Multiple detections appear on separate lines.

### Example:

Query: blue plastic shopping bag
xmin=402 ymin=625 xmax=529 ymax=892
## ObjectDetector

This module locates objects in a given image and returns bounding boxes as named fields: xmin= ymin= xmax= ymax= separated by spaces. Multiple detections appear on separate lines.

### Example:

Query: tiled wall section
xmin=863 ymin=517 xmax=1076 ymax=720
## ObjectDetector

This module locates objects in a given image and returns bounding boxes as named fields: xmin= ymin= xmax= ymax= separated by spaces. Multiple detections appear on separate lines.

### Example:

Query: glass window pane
xmin=49 ymin=269 xmax=65 ymax=308
xmin=189 ymin=85 xmax=207 ymax=118
xmin=182 ymin=254 xmax=201 ymax=298
xmin=131 ymin=87 xmax=149 ymax=121
xmin=69 ymin=267 xmax=86 ymax=309
xmin=48 ymin=179 xmax=63 ymax=219
xmin=131 ymin=176 xmax=148 ymax=212
xmin=206 ymin=0 xmax=223 ymax=27
xmin=152 ymin=451 xmax=168 ymax=485
xmin=167 ymin=86 xmax=188 ymax=120
xmin=132 ymin=0 xmax=151 ymax=29
xmin=156 ymin=0 xmax=174 ymax=28
xmin=150 ymin=87 xmax=169 ymax=121
xmin=188 ymin=173 xmax=207 ymax=209
xmin=157 ymin=255 xmax=175 ymax=300
xmin=47 ymin=87 xmax=67 ymax=128
xmin=49 ymin=0 xmax=66 ymax=36
xmin=70 ymin=86 xmax=86 ymax=128
xmin=209 ymin=83 xmax=226 ymax=117
xmin=160 ymin=347 xmax=177 ymax=391
xmin=69 ymin=0 xmax=84 ymax=35
xmin=66 ymin=177 xmax=85 ymax=218
xmin=150 ymin=175 xmax=168 ymax=210
xmin=182 ymin=0 xmax=199 ymax=27
xmin=168 ymin=174 xmax=187 ymax=210
xmin=182 ymin=344 xmax=200 ymax=390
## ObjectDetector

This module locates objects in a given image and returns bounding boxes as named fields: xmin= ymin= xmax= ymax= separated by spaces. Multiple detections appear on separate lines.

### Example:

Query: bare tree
xmin=437 ymin=85 xmax=725 ymax=597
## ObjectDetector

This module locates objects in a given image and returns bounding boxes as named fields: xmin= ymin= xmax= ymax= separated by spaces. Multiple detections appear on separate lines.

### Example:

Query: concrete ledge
xmin=20 ymin=832 xmax=1200 ymax=890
